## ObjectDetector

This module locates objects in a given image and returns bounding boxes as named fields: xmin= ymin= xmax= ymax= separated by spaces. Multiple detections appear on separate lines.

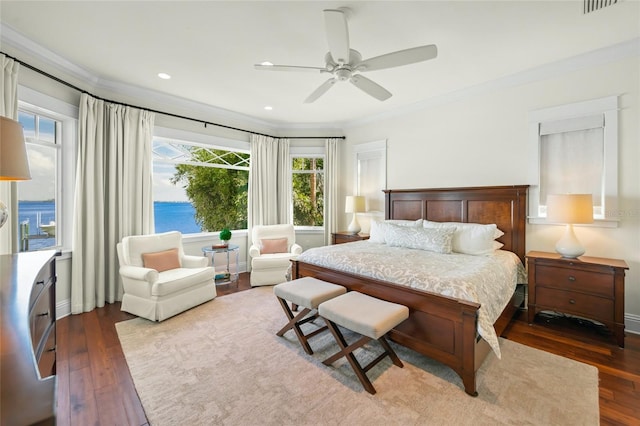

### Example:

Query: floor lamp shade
xmin=345 ymin=195 xmax=365 ymax=234
xmin=0 ymin=116 xmax=31 ymax=229
xmin=546 ymin=194 xmax=593 ymax=258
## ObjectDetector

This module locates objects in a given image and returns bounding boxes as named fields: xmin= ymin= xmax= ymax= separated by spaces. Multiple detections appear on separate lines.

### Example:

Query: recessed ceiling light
xmin=260 ymin=62 xmax=274 ymax=67
xmin=264 ymin=105 xmax=273 ymax=111
xmin=158 ymin=72 xmax=171 ymax=80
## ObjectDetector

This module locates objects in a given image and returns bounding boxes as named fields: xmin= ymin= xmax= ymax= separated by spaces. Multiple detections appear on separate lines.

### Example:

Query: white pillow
xmin=423 ymin=220 xmax=503 ymax=255
xmin=386 ymin=225 xmax=455 ymax=254
xmin=369 ymin=219 xmax=423 ymax=244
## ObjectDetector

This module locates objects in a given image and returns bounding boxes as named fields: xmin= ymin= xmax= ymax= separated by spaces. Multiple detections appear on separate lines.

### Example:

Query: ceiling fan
xmin=254 ymin=8 xmax=438 ymax=103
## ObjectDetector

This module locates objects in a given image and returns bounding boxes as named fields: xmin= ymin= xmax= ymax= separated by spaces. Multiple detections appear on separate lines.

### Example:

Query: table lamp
xmin=345 ymin=195 xmax=365 ymax=234
xmin=546 ymin=194 xmax=593 ymax=258
xmin=0 ymin=116 xmax=31 ymax=229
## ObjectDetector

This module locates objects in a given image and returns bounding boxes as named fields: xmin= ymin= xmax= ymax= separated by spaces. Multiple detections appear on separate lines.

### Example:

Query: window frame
xmin=528 ymin=96 xmax=619 ymax=227
xmin=290 ymin=146 xmax=325 ymax=231
xmin=18 ymin=86 xmax=77 ymax=253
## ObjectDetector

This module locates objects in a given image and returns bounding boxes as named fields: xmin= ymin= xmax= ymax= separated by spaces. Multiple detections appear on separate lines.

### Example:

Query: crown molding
xmin=3 ymin=22 xmax=638 ymax=132
xmin=343 ymin=37 xmax=640 ymax=129
xmin=1 ymin=23 xmax=282 ymax=133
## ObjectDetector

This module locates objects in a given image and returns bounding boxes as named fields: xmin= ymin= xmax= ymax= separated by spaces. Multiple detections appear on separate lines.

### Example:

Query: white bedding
xmin=296 ymin=241 xmax=527 ymax=358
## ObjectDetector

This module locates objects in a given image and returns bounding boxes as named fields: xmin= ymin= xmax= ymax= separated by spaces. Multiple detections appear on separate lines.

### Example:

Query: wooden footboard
xmin=292 ymin=260 xmax=484 ymax=396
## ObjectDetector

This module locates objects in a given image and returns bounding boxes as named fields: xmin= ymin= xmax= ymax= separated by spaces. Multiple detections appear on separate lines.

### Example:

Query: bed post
xmin=461 ymin=305 xmax=479 ymax=396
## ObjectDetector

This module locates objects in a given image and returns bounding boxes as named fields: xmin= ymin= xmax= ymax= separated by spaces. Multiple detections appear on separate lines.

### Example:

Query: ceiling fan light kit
xmin=254 ymin=8 xmax=437 ymax=103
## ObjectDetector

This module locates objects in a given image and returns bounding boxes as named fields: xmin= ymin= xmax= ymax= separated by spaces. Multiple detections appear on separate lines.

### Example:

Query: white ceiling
xmin=1 ymin=1 xmax=638 ymax=127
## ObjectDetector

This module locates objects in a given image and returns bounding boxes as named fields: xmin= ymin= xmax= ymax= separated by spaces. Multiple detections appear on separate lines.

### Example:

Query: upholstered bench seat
xmin=274 ymin=277 xmax=347 ymax=354
xmin=318 ymin=291 xmax=409 ymax=394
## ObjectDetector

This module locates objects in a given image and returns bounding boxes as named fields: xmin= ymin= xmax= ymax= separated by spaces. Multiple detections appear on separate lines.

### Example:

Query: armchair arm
xmin=182 ymin=254 xmax=208 ymax=268
xmin=249 ymin=244 xmax=261 ymax=258
xmin=119 ymin=265 xmax=159 ymax=283
xmin=290 ymin=243 xmax=303 ymax=256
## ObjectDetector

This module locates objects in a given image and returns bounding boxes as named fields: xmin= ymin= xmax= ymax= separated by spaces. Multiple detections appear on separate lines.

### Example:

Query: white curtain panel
xmin=71 ymin=93 xmax=154 ymax=313
xmin=0 ymin=54 xmax=20 ymax=254
xmin=324 ymin=138 xmax=339 ymax=245
xmin=247 ymin=133 xmax=290 ymax=268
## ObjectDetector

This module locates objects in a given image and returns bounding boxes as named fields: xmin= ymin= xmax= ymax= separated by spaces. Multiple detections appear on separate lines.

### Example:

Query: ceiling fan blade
xmin=350 ymin=75 xmax=392 ymax=101
xmin=304 ymin=78 xmax=337 ymax=103
xmin=323 ymin=9 xmax=350 ymax=64
xmin=254 ymin=64 xmax=326 ymax=73
xmin=358 ymin=44 xmax=438 ymax=72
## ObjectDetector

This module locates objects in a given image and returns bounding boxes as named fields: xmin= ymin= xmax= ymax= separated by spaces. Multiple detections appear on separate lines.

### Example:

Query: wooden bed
xmin=292 ymin=185 xmax=528 ymax=396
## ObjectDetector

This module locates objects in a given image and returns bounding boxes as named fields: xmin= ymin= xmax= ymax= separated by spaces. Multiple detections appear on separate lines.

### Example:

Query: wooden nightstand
xmin=332 ymin=232 xmax=370 ymax=245
xmin=526 ymin=250 xmax=628 ymax=347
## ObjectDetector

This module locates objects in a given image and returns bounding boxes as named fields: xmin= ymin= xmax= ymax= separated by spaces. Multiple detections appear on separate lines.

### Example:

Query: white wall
xmin=342 ymin=55 xmax=640 ymax=332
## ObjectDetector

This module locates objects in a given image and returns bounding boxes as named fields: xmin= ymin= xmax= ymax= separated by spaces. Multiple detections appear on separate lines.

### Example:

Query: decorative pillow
xmin=260 ymin=238 xmax=288 ymax=254
xmin=369 ymin=219 xmax=423 ymax=244
xmin=142 ymin=248 xmax=181 ymax=272
xmin=423 ymin=221 xmax=504 ymax=256
xmin=386 ymin=225 xmax=455 ymax=254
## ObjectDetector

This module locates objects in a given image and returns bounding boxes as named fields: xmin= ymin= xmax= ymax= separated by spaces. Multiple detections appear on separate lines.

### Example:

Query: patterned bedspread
xmin=296 ymin=241 xmax=527 ymax=358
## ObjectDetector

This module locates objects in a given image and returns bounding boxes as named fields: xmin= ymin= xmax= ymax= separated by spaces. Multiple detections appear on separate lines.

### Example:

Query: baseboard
xmin=56 ymin=299 xmax=71 ymax=320
xmin=625 ymin=313 xmax=640 ymax=335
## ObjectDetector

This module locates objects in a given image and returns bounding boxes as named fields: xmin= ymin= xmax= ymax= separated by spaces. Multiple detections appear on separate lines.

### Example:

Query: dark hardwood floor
xmin=56 ymin=274 xmax=640 ymax=425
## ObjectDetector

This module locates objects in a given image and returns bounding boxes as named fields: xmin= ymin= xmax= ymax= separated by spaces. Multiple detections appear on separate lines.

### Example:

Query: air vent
xmin=584 ymin=0 xmax=619 ymax=14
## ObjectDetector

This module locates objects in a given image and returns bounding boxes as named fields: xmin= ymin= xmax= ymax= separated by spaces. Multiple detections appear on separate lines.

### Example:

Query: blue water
xmin=17 ymin=201 xmax=203 ymax=251
xmin=154 ymin=202 xmax=202 ymax=234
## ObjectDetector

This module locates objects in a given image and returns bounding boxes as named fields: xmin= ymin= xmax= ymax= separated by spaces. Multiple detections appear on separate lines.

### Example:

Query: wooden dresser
xmin=526 ymin=250 xmax=628 ymax=347
xmin=1 ymin=250 xmax=58 ymax=425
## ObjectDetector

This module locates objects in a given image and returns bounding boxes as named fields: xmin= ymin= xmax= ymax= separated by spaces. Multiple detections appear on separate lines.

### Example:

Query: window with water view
xmin=17 ymin=110 xmax=60 ymax=252
xmin=153 ymin=138 xmax=250 ymax=234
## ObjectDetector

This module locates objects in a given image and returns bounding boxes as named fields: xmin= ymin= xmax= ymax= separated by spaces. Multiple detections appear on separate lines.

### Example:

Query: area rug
xmin=116 ymin=286 xmax=599 ymax=426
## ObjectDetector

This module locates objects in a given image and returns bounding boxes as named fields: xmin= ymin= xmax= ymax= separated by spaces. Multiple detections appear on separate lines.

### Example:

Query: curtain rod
xmin=2 ymin=51 xmax=345 ymax=140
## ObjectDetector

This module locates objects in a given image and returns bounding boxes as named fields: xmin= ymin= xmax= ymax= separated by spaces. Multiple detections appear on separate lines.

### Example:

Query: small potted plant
xmin=219 ymin=228 xmax=232 ymax=246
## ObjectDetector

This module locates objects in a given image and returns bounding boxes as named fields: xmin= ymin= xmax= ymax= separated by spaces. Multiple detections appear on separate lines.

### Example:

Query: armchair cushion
xmin=142 ymin=248 xmax=181 ymax=272
xmin=260 ymin=238 xmax=289 ymax=254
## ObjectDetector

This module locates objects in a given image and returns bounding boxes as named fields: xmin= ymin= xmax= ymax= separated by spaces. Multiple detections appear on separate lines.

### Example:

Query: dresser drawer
xmin=30 ymin=288 xmax=54 ymax=351
xmin=535 ymin=265 xmax=613 ymax=298
xmin=37 ymin=323 xmax=56 ymax=378
xmin=29 ymin=264 xmax=53 ymax=310
xmin=536 ymin=287 xmax=614 ymax=322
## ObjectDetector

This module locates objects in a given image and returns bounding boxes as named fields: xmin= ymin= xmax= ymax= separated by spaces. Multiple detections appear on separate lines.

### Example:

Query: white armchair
xmin=249 ymin=224 xmax=303 ymax=286
xmin=117 ymin=231 xmax=216 ymax=321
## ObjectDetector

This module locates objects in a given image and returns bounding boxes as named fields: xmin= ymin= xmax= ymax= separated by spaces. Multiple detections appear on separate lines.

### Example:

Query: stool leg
xmin=276 ymin=297 xmax=314 ymax=355
xmin=322 ymin=319 xmax=377 ymax=395
xmin=378 ymin=336 xmax=403 ymax=368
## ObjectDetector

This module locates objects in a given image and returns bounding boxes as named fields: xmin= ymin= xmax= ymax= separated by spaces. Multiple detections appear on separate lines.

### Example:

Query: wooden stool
xmin=273 ymin=277 xmax=346 ymax=355
xmin=318 ymin=291 xmax=409 ymax=394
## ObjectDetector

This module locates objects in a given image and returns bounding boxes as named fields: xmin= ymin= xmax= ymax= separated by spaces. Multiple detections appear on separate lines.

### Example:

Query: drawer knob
xmin=568 ymin=276 xmax=576 ymax=282
xmin=46 ymin=346 xmax=56 ymax=353
xmin=569 ymin=299 xmax=576 ymax=304
xmin=37 ymin=312 xmax=49 ymax=317
xmin=36 ymin=280 xmax=45 ymax=285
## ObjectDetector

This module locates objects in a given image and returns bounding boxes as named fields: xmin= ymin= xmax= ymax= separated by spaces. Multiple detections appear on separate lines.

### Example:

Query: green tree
xmin=292 ymin=158 xmax=324 ymax=226
xmin=171 ymin=147 xmax=249 ymax=232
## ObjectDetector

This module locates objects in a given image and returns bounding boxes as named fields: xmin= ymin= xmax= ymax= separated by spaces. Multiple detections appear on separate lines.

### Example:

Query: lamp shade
xmin=0 ymin=116 xmax=31 ymax=181
xmin=345 ymin=195 xmax=365 ymax=213
xmin=546 ymin=194 xmax=593 ymax=224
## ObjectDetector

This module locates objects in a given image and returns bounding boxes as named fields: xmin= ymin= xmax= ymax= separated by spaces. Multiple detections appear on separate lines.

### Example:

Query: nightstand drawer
xmin=535 ymin=265 xmax=613 ymax=298
xmin=536 ymin=287 xmax=614 ymax=321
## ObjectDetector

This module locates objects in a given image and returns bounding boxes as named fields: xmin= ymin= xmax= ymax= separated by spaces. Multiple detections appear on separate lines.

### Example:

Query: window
xmin=16 ymin=109 xmax=60 ymax=251
xmin=528 ymin=96 xmax=618 ymax=225
xmin=353 ymin=140 xmax=386 ymax=214
xmin=153 ymin=135 xmax=250 ymax=234
xmin=291 ymin=155 xmax=324 ymax=228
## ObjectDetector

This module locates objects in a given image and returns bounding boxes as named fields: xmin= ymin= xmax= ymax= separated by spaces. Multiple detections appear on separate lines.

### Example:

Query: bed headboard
xmin=384 ymin=185 xmax=528 ymax=263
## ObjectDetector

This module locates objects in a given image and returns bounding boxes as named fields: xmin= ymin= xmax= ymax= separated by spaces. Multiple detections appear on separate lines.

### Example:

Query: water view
xmin=18 ymin=201 xmax=202 ymax=251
